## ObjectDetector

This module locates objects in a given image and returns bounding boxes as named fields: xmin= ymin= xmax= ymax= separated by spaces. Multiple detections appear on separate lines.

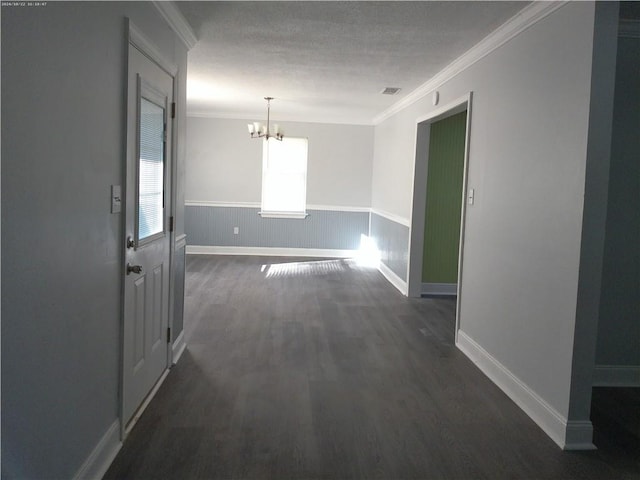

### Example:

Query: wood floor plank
xmin=104 ymin=255 xmax=639 ymax=479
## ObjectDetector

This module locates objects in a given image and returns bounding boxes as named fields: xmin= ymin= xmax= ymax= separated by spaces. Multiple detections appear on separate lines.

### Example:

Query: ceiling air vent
xmin=381 ymin=87 xmax=401 ymax=95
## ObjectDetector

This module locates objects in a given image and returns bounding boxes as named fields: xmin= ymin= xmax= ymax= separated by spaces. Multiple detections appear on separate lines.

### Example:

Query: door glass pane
xmin=138 ymin=97 xmax=165 ymax=241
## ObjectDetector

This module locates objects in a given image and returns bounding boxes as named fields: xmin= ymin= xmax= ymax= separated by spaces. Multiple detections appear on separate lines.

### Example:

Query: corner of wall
xmin=567 ymin=0 xmax=620 ymax=431
xmin=378 ymin=261 xmax=408 ymax=296
xmin=456 ymin=331 xmax=572 ymax=449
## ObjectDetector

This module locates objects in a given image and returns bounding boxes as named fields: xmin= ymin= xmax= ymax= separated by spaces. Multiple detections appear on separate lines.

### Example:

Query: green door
xmin=422 ymin=110 xmax=467 ymax=284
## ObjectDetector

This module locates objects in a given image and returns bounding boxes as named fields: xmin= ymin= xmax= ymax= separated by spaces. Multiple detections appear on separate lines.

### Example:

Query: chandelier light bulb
xmin=248 ymin=97 xmax=284 ymax=141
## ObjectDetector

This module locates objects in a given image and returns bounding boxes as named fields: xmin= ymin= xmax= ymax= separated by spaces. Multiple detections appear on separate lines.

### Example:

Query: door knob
xmin=126 ymin=263 xmax=143 ymax=275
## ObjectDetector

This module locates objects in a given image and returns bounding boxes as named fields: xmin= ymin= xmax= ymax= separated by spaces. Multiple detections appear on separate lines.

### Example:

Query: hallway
xmin=105 ymin=255 xmax=638 ymax=479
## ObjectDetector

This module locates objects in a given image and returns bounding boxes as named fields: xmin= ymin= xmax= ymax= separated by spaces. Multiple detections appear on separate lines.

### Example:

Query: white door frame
xmin=120 ymin=19 xmax=179 ymax=439
xmin=406 ymin=92 xmax=473 ymax=343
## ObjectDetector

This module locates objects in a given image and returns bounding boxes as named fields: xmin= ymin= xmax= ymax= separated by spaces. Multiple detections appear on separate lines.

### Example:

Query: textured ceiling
xmin=178 ymin=1 xmax=528 ymax=124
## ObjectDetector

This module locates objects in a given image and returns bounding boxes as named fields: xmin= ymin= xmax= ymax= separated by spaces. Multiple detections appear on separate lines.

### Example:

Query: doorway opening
xmin=407 ymin=93 xmax=472 ymax=342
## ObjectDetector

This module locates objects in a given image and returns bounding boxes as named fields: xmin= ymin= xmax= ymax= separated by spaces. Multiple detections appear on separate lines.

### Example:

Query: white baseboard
xmin=456 ymin=330 xmax=594 ymax=450
xmin=378 ymin=261 xmax=408 ymax=296
xmin=186 ymin=245 xmax=358 ymax=258
xmin=421 ymin=282 xmax=457 ymax=296
xmin=72 ymin=420 xmax=122 ymax=480
xmin=593 ymin=365 xmax=640 ymax=387
xmin=172 ymin=330 xmax=187 ymax=365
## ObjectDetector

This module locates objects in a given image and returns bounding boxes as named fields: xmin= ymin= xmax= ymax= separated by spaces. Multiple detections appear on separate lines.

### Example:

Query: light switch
xmin=233 ymin=227 xmax=239 ymax=235
xmin=111 ymin=185 xmax=122 ymax=213
xmin=468 ymin=188 xmax=475 ymax=205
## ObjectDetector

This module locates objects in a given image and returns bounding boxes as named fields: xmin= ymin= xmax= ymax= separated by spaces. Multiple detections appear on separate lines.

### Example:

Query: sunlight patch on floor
xmin=260 ymin=235 xmax=380 ymax=278
xmin=262 ymin=259 xmax=349 ymax=278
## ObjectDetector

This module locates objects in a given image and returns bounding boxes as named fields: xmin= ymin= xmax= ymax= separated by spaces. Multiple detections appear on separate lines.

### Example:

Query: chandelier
xmin=247 ymin=97 xmax=283 ymax=141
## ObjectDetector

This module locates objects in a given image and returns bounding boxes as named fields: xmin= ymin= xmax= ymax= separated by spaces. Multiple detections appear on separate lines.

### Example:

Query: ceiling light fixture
xmin=247 ymin=97 xmax=283 ymax=141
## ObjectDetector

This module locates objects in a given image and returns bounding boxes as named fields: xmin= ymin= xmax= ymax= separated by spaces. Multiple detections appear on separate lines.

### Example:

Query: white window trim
xmin=258 ymin=211 xmax=309 ymax=219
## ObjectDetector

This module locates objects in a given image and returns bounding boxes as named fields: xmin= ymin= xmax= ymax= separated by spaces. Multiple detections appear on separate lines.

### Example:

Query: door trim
xmin=406 ymin=92 xmax=473 ymax=345
xmin=120 ymin=18 xmax=178 ymax=440
xmin=128 ymin=20 xmax=178 ymax=76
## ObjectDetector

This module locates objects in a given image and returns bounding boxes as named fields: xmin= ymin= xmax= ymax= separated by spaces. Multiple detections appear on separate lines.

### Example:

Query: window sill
xmin=258 ymin=211 xmax=309 ymax=219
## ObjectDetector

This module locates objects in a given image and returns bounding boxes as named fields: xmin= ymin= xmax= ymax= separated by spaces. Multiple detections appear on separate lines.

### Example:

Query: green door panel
xmin=422 ymin=110 xmax=467 ymax=283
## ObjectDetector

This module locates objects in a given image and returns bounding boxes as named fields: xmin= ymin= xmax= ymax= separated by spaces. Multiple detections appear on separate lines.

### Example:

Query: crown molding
xmin=186 ymin=110 xmax=375 ymax=126
xmin=153 ymin=1 xmax=198 ymax=50
xmin=128 ymin=20 xmax=177 ymax=75
xmin=618 ymin=19 xmax=640 ymax=39
xmin=372 ymin=1 xmax=568 ymax=125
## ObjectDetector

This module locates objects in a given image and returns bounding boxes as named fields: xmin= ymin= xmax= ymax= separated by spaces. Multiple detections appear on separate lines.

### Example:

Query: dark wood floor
xmin=105 ymin=255 xmax=639 ymax=479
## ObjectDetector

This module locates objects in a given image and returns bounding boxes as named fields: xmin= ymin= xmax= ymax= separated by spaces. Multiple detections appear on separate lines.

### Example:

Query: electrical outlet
xmin=233 ymin=227 xmax=239 ymax=235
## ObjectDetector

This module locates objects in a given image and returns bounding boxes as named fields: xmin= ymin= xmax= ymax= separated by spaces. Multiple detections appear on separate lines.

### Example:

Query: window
xmin=137 ymin=95 xmax=166 ymax=242
xmin=260 ymin=137 xmax=308 ymax=218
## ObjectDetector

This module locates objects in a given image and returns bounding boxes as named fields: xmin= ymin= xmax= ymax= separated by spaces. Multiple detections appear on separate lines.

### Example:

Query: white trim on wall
xmin=373 ymin=2 xmax=567 ymax=124
xmin=72 ymin=421 xmax=122 ymax=480
xmin=415 ymin=93 xmax=472 ymax=125
xmin=378 ymin=261 xmax=408 ymax=296
xmin=152 ymin=1 xmax=198 ymax=49
xmin=186 ymin=200 xmax=261 ymax=208
xmin=406 ymin=92 xmax=473 ymax=352
xmin=172 ymin=330 xmax=187 ymax=365
xmin=308 ymin=204 xmax=371 ymax=213
xmin=175 ymin=233 xmax=187 ymax=250
xmin=186 ymin=245 xmax=358 ymax=258
xmin=456 ymin=331 xmax=595 ymax=451
xmin=593 ymin=365 xmax=640 ymax=387
xmin=370 ymin=208 xmax=411 ymax=227
xmin=185 ymin=201 xmax=370 ymax=213
xmin=127 ymin=20 xmax=177 ymax=76
xmin=407 ymin=93 xmax=472 ymax=299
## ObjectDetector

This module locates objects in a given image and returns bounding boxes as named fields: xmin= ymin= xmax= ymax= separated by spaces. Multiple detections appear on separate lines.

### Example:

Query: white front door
xmin=123 ymin=45 xmax=173 ymax=428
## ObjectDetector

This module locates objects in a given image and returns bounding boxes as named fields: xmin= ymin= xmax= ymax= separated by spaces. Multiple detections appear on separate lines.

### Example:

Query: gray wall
xmin=370 ymin=212 xmax=409 ymax=282
xmin=186 ymin=206 xmax=368 ymax=251
xmin=596 ymin=35 xmax=640 ymax=368
xmin=1 ymin=3 xmax=188 ymax=478
xmin=186 ymin=117 xmax=374 ymax=208
xmin=370 ymin=1 xmax=610 ymax=431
